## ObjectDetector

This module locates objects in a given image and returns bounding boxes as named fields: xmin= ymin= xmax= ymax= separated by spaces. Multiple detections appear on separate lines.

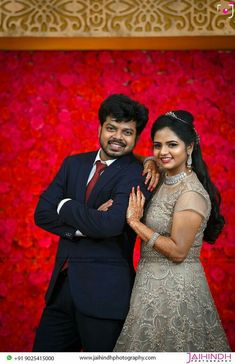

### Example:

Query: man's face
xmin=98 ymin=116 xmax=138 ymax=160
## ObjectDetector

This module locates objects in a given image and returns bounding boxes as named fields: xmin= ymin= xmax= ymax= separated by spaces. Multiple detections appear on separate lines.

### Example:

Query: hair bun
xmin=173 ymin=110 xmax=194 ymax=125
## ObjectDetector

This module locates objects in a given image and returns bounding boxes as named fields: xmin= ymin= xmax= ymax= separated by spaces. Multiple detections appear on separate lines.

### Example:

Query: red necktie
xmin=85 ymin=160 xmax=107 ymax=202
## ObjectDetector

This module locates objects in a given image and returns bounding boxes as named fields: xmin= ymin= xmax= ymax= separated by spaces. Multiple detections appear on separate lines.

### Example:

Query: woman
xmin=111 ymin=110 xmax=230 ymax=351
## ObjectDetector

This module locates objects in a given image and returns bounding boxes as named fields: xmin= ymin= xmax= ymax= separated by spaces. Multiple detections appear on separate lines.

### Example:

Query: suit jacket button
xmin=65 ymin=232 xmax=72 ymax=238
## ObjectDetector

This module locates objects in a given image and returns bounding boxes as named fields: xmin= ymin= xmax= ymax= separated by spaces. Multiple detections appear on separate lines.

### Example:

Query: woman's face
xmin=153 ymin=127 xmax=192 ymax=176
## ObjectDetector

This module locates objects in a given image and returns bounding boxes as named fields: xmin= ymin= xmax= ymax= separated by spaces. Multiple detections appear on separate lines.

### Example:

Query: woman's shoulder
xmin=182 ymin=171 xmax=210 ymax=202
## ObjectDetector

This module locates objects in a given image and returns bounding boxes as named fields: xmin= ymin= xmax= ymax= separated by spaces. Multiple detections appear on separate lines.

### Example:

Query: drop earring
xmin=187 ymin=153 xmax=192 ymax=171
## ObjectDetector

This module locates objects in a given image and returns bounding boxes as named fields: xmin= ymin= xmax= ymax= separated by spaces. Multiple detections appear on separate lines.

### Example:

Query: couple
xmin=33 ymin=94 xmax=230 ymax=352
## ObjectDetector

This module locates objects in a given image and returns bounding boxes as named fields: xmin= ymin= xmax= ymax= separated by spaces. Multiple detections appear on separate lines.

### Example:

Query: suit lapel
xmin=87 ymin=153 xmax=135 ymax=204
xmin=76 ymin=152 xmax=97 ymax=202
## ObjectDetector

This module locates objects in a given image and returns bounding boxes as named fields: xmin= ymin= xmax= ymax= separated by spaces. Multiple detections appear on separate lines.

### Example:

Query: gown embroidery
xmin=114 ymin=172 xmax=230 ymax=352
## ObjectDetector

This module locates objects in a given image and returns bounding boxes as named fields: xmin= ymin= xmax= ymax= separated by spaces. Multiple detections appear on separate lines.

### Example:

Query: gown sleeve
xmin=174 ymin=191 xmax=210 ymax=219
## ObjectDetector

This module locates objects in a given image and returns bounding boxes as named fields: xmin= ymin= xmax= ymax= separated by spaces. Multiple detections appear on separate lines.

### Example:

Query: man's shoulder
xmin=122 ymin=153 xmax=143 ymax=169
xmin=117 ymin=154 xmax=143 ymax=178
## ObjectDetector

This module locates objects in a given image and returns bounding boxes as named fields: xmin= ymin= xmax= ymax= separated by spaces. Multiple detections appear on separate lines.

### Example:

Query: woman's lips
xmin=160 ymin=157 xmax=172 ymax=164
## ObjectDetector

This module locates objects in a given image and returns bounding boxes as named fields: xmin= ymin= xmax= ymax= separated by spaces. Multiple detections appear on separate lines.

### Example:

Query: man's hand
xmin=97 ymin=199 xmax=114 ymax=211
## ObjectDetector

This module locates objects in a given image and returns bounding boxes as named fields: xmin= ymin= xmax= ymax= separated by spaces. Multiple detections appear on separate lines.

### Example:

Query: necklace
xmin=164 ymin=171 xmax=188 ymax=185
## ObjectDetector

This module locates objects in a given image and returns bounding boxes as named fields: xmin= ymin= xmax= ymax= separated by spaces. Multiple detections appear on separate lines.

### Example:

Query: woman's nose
xmin=160 ymin=145 xmax=169 ymax=155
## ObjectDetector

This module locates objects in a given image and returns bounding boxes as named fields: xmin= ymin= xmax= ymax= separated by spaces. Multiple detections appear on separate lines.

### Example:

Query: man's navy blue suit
xmin=34 ymin=150 xmax=151 ymax=350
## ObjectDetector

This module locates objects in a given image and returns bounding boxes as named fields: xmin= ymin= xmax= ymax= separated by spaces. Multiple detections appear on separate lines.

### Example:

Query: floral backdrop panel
xmin=0 ymin=50 xmax=235 ymax=351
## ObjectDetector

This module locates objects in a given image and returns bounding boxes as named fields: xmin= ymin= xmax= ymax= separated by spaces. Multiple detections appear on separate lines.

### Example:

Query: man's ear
xmin=98 ymin=126 xmax=101 ymax=138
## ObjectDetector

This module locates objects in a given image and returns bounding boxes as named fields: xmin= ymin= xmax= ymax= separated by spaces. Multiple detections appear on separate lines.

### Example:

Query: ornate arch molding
xmin=0 ymin=0 xmax=235 ymax=49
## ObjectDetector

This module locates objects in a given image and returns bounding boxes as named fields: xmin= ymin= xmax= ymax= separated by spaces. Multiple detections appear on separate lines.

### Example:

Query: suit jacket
xmin=34 ymin=151 xmax=151 ymax=320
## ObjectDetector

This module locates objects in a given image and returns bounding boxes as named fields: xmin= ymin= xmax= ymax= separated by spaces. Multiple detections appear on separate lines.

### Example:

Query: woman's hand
xmin=126 ymin=186 xmax=145 ymax=225
xmin=142 ymin=159 xmax=159 ymax=191
xmin=97 ymin=199 xmax=113 ymax=211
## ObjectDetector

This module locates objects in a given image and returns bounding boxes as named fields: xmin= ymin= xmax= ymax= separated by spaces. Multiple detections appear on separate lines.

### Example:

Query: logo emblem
xmin=217 ymin=1 xmax=235 ymax=18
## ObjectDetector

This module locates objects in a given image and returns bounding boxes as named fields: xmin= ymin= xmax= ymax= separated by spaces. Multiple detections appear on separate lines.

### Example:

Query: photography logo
xmin=186 ymin=352 xmax=232 ymax=363
xmin=217 ymin=0 xmax=235 ymax=18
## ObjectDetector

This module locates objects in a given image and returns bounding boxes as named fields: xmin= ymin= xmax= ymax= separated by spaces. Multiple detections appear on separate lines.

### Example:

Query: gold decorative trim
xmin=0 ymin=0 xmax=234 ymax=37
xmin=0 ymin=36 xmax=235 ymax=50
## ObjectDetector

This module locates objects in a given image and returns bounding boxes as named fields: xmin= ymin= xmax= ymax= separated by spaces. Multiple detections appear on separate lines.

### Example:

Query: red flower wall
xmin=0 ymin=50 xmax=234 ymax=352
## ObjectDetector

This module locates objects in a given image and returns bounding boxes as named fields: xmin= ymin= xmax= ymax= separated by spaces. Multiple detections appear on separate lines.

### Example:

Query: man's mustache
xmin=108 ymin=139 xmax=126 ymax=147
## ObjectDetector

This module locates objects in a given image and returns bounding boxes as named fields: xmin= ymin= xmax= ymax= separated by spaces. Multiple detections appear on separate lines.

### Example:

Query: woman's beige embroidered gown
xmin=114 ymin=172 xmax=230 ymax=352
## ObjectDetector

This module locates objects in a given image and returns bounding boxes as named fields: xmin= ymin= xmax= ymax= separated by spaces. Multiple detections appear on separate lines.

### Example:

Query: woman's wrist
xmin=143 ymin=156 xmax=156 ymax=165
xmin=127 ymin=218 xmax=140 ymax=229
xmin=147 ymin=232 xmax=160 ymax=248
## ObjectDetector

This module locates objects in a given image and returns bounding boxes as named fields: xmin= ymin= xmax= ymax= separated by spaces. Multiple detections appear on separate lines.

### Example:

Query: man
xmin=33 ymin=94 xmax=152 ymax=352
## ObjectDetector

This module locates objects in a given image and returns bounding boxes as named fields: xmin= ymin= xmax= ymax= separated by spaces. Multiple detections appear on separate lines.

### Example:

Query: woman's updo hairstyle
xmin=151 ymin=110 xmax=199 ymax=148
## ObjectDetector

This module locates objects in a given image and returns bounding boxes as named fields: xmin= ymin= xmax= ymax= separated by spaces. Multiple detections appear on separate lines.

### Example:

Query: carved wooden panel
xmin=0 ymin=0 xmax=234 ymax=37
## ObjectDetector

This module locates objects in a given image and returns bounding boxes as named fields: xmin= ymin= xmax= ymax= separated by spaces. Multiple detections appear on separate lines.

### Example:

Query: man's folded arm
xmin=35 ymin=156 xmax=152 ymax=239
xmin=58 ymin=177 xmax=151 ymax=239
xmin=35 ymin=195 xmax=77 ymax=239
xmin=34 ymin=157 xmax=77 ymax=240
